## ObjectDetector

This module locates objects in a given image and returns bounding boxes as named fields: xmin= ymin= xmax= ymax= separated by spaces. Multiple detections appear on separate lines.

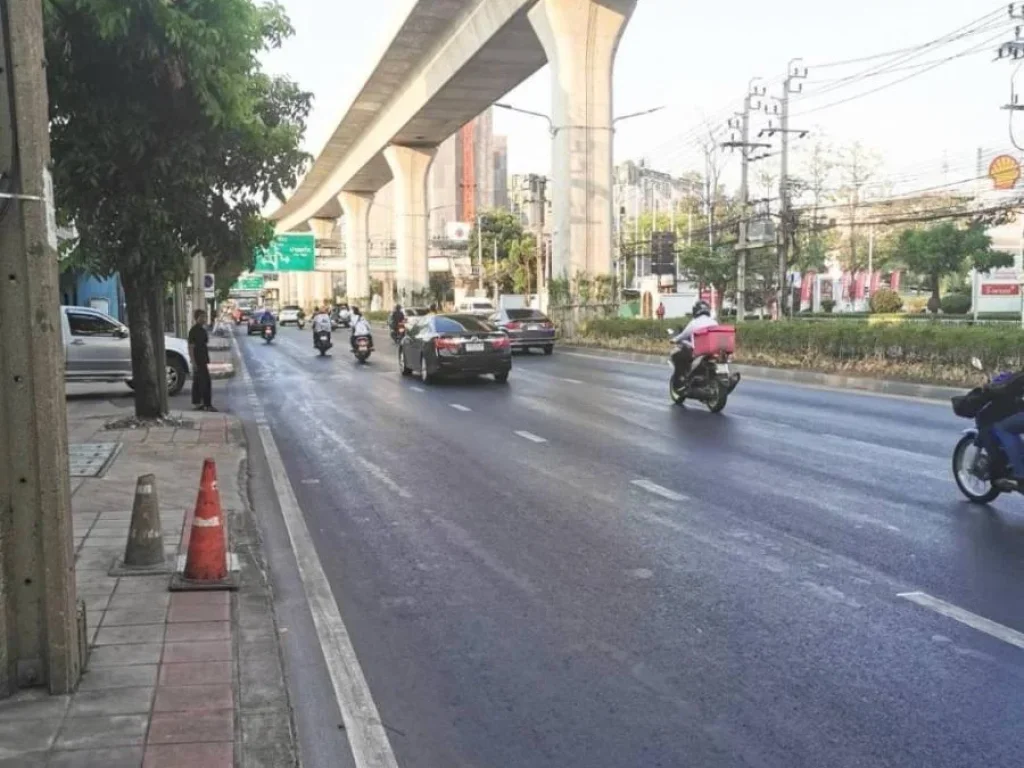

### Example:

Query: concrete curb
xmin=209 ymin=362 xmax=236 ymax=380
xmin=559 ymin=344 xmax=964 ymax=402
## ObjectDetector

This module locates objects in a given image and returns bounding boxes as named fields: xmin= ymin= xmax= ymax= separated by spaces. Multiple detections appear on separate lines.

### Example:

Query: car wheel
xmin=399 ymin=348 xmax=412 ymax=376
xmin=420 ymin=356 xmax=433 ymax=384
xmin=166 ymin=355 xmax=187 ymax=396
xmin=494 ymin=370 xmax=510 ymax=384
xmin=543 ymin=345 xmax=554 ymax=356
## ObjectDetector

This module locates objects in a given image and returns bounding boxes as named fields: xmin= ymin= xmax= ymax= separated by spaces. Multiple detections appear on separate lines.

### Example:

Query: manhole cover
xmin=68 ymin=443 xmax=121 ymax=478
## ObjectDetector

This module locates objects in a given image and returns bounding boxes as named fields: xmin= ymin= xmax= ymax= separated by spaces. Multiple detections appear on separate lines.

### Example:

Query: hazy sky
xmin=262 ymin=0 xmax=1017 ymax=193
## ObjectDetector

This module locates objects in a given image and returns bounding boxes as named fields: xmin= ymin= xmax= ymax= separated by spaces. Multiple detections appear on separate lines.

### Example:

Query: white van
xmin=455 ymin=298 xmax=496 ymax=317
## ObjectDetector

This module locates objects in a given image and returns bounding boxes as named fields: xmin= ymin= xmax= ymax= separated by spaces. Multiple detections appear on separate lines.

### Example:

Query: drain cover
xmin=68 ymin=443 xmax=121 ymax=478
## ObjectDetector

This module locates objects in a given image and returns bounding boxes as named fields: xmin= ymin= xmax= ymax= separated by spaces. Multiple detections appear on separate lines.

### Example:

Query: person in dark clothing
xmin=188 ymin=309 xmax=216 ymax=412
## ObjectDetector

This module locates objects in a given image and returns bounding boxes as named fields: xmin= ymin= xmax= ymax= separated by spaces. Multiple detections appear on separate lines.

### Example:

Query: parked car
xmin=403 ymin=306 xmax=431 ymax=323
xmin=235 ymin=307 xmax=253 ymax=325
xmin=61 ymin=306 xmax=191 ymax=395
xmin=454 ymin=298 xmax=496 ymax=317
xmin=278 ymin=305 xmax=306 ymax=327
xmin=398 ymin=313 xmax=511 ymax=384
xmin=490 ymin=308 xmax=556 ymax=355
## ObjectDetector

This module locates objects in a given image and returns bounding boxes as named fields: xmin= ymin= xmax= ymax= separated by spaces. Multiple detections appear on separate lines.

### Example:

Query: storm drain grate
xmin=68 ymin=443 xmax=122 ymax=478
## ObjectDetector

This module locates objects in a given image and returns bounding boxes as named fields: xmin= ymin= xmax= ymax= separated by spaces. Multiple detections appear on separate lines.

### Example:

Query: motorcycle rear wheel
xmin=705 ymin=379 xmax=728 ymax=413
xmin=952 ymin=434 xmax=1001 ymax=504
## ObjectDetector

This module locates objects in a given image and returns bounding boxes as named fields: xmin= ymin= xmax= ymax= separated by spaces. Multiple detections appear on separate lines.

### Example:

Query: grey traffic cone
xmin=109 ymin=473 xmax=173 ymax=575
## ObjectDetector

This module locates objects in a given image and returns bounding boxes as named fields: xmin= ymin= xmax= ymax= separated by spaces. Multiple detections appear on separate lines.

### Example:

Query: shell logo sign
xmin=988 ymin=155 xmax=1021 ymax=190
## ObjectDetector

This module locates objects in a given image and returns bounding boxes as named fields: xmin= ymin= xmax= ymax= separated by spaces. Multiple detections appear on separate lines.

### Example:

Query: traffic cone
xmin=110 ymin=473 xmax=171 ymax=575
xmin=171 ymin=459 xmax=236 ymax=589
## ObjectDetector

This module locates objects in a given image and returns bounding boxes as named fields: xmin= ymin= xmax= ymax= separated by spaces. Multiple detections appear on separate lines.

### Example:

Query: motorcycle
xmin=262 ymin=326 xmax=275 ymax=344
xmin=390 ymin=320 xmax=406 ymax=344
xmin=352 ymin=334 xmax=373 ymax=363
xmin=951 ymin=357 xmax=1023 ymax=503
xmin=314 ymin=331 xmax=332 ymax=357
xmin=667 ymin=325 xmax=741 ymax=413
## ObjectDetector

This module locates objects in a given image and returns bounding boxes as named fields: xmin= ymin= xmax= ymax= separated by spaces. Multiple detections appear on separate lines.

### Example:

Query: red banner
xmin=889 ymin=270 xmax=901 ymax=292
xmin=853 ymin=272 xmax=867 ymax=299
xmin=801 ymin=271 xmax=815 ymax=306
xmin=841 ymin=272 xmax=852 ymax=300
xmin=981 ymin=283 xmax=1020 ymax=296
xmin=870 ymin=272 xmax=881 ymax=294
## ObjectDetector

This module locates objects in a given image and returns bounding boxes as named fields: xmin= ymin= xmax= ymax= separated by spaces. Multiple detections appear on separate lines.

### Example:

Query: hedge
xmin=573 ymin=318 xmax=1024 ymax=386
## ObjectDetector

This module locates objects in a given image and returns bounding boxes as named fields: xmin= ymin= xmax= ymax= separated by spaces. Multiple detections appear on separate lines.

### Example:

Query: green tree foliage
xmin=469 ymin=210 xmax=542 ymax=297
xmin=45 ymin=0 xmax=311 ymax=417
xmin=895 ymin=222 xmax=1010 ymax=311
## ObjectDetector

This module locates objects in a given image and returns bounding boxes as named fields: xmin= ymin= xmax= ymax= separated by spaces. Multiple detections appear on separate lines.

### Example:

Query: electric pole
xmin=722 ymin=78 xmax=770 ymax=320
xmin=763 ymin=59 xmax=808 ymax=318
xmin=0 ymin=0 xmax=83 ymax=697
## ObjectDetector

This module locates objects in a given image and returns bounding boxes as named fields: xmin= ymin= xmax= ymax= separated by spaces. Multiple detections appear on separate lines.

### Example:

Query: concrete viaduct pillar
xmin=383 ymin=144 xmax=437 ymax=300
xmin=528 ymin=0 xmax=636 ymax=284
xmin=339 ymin=191 xmax=373 ymax=304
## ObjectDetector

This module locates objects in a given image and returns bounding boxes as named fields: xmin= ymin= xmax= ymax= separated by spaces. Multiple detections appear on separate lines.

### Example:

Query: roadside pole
xmin=0 ymin=0 xmax=83 ymax=697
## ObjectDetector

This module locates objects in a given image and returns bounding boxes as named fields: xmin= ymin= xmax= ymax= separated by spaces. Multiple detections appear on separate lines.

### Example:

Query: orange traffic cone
xmin=172 ymin=459 xmax=236 ymax=589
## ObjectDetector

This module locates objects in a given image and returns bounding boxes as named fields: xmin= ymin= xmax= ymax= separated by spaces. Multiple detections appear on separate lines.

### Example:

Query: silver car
xmin=489 ymin=308 xmax=556 ymax=355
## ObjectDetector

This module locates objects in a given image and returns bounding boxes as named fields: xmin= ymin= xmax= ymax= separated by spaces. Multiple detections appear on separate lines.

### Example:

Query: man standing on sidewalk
xmin=188 ymin=309 xmax=216 ymax=412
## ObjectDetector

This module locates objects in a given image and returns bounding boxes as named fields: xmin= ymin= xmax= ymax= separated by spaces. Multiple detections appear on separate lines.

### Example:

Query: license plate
xmin=718 ymin=363 xmax=729 ymax=374
xmin=527 ymin=324 xmax=542 ymax=331
xmin=357 ymin=339 xmax=367 ymax=347
xmin=466 ymin=341 xmax=484 ymax=352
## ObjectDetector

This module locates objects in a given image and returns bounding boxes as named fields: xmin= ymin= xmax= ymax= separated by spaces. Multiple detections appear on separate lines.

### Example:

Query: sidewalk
xmin=0 ymin=393 xmax=296 ymax=767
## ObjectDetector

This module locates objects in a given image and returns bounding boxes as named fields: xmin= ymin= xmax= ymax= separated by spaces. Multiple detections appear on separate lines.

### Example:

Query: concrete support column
xmin=528 ymin=0 xmax=636 ymax=283
xmin=339 ymin=192 xmax=373 ymax=303
xmin=383 ymin=144 xmax=437 ymax=300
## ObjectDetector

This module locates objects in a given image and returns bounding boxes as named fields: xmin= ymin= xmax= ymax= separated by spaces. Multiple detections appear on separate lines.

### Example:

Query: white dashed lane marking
xmin=631 ymin=479 xmax=688 ymax=502
xmin=514 ymin=431 xmax=547 ymax=444
xmin=449 ymin=404 xmax=471 ymax=412
xmin=898 ymin=591 xmax=1024 ymax=651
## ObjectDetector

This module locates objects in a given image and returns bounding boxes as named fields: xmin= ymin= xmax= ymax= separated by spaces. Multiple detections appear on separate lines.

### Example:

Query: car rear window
xmin=506 ymin=309 xmax=546 ymax=320
xmin=282 ymin=306 xmax=300 ymax=311
xmin=434 ymin=315 xmax=494 ymax=333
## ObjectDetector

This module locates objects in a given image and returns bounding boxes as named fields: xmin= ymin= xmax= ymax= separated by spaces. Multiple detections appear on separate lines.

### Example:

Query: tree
xmin=836 ymin=141 xmax=881 ymax=276
xmin=469 ymin=209 xmax=528 ymax=296
xmin=45 ymin=0 xmax=311 ymax=418
xmin=896 ymin=222 xmax=1011 ymax=311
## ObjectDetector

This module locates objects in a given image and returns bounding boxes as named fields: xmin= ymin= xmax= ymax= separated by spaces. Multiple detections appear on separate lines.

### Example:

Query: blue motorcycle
xmin=951 ymin=358 xmax=1020 ymax=503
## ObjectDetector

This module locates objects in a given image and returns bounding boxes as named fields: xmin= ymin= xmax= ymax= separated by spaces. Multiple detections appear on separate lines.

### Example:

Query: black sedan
xmin=398 ymin=314 xmax=511 ymax=384
xmin=489 ymin=308 xmax=556 ymax=354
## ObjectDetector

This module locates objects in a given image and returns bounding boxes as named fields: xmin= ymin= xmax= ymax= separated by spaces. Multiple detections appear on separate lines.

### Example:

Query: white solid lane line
xmin=449 ymin=403 xmax=472 ymax=412
xmin=237 ymin=345 xmax=399 ymax=768
xmin=560 ymin=377 xmax=584 ymax=385
xmin=514 ymin=430 xmax=547 ymax=444
xmin=631 ymin=479 xmax=688 ymax=502
xmin=898 ymin=591 xmax=1024 ymax=651
xmin=410 ymin=386 xmax=425 ymax=393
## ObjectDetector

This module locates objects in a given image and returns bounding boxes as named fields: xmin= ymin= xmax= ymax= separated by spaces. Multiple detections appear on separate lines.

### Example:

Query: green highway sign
xmin=232 ymin=274 xmax=265 ymax=291
xmin=254 ymin=233 xmax=315 ymax=272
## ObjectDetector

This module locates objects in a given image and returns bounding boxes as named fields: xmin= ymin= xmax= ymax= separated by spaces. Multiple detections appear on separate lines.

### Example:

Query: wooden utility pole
xmin=0 ymin=0 xmax=83 ymax=697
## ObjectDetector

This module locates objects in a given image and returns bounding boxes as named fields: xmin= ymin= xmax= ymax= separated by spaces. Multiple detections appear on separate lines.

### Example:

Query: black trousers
xmin=191 ymin=362 xmax=212 ymax=407
xmin=670 ymin=346 xmax=693 ymax=387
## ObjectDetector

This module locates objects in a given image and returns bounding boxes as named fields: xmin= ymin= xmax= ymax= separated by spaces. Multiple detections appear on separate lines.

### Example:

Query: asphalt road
xmin=232 ymin=325 xmax=1024 ymax=768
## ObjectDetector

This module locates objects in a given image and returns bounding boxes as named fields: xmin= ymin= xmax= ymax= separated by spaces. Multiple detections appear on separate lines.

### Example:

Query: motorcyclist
xmin=350 ymin=306 xmax=373 ymax=351
xmin=388 ymin=303 xmax=405 ymax=330
xmin=311 ymin=305 xmax=332 ymax=347
xmin=336 ymin=303 xmax=351 ymax=327
xmin=980 ymin=370 xmax=1024 ymax=489
xmin=670 ymin=300 xmax=718 ymax=388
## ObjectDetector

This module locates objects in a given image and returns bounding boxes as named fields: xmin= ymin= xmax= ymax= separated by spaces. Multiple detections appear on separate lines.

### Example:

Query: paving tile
xmin=240 ymin=711 xmax=296 ymax=766
xmin=238 ymin=654 xmax=287 ymax=711
xmin=168 ymin=592 xmax=228 ymax=608
xmin=0 ymin=718 xmax=61 ymax=754
xmin=87 ymin=643 xmax=163 ymax=668
xmin=69 ymin=687 xmax=154 ymax=717
xmin=101 ymin=608 xmax=169 ymax=627
xmin=77 ymin=582 xmax=116 ymax=598
xmin=0 ymin=752 xmax=47 ymax=767
xmin=107 ymin=593 xmax=171 ymax=611
xmin=152 ymin=684 xmax=233 ymax=713
xmin=161 ymin=640 xmax=232 ymax=664
xmin=78 ymin=664 xmax=158 ymax=691
xmin=164 ymin=621 xmax=230 ymax=643
xmin=48 ymin=746 xmax=145 ymax=768
xmin=83 ymin=595 xmax=111 ymax=616
xmin=167 ymin=603 xmax=229 ymax=623
xmin=146 ymin=709 xmax=233 ymax=744
xmin=159 ymin=661 xmax=231 ymax=686
xmin=55 ymin=715 xmax=149 ymax=750
xmin=99 ymin=511 xmax=134 ymax=520
xmin=0 ymin=689 xmax=70 ymax=721
xmin=93 ymin=624 xmax=165 ymax=646
xmin=113 ymin=578 xmax=170 ymax=594
xmin=142 ymin=742 xmax=232 ymax=768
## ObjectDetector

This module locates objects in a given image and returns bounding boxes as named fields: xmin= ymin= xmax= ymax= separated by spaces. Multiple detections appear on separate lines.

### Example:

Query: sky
xmin=262 ymin=0 xmax=1018 ymax=195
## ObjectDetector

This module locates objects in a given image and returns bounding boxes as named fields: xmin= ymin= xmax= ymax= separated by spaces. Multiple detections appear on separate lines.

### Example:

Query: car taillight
xmin=491 ymin=335 xmax=510 ymax=350
xmin=435 ymin=337 xmax=460 ymax=352
xmin=505 ymin=321 xmax=521 ymax=330
xmin=541 ymin=322 xmax=553 ymax=329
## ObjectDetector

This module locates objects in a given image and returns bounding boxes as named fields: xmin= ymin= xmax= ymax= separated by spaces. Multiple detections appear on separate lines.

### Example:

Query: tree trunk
xmin=148 ymin=281 xmax=169 ymax=415
xmin=122 ymin=266 xmax=163 ymax=419
xmin=928 ymin=272 xmax=942 ymax=314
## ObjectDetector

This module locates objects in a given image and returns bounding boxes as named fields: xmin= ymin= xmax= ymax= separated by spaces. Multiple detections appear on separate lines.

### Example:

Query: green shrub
xmin=869 ymin=288 xmax=903 ymax=314
xmin=365 ymin=311 xmax=389 ymax=323
xmin=821 ymin=298 xmax=836 ymax=313
xmin=940 ymin=292 xmax=972 ymax=316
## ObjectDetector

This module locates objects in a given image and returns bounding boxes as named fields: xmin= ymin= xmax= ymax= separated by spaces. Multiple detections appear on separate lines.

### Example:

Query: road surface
xmin=231 ymin=326 xmax=1024 ymax=768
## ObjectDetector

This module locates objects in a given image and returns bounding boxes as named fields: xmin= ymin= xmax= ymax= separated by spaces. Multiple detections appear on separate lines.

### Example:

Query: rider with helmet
xmin=311 ymin=305 xmax=333 ymax=347
xmin=670 ymin=300 xmax=717 ymax=387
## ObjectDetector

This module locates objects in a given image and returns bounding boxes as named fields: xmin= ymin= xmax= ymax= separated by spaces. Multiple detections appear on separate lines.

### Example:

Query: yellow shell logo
xmin=989 ymin=155 xmax=1021 ymax=190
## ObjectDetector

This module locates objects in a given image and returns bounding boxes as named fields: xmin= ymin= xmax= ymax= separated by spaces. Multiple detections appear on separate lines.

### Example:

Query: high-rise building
xmin=509 ymin=174 xmax=551 ymax=234
xmin=493 ymin=136 xmax=509 ymax=210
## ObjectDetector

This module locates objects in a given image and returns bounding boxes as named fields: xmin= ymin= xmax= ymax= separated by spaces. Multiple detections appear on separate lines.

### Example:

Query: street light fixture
xmin=493 ymin=102 xmax=666 ymax=134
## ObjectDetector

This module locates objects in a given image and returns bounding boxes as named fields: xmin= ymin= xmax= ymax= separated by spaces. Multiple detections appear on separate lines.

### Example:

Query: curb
xmin=558 ymin=344 xmax=963 ymax=402
xmin=209 ymin=362 xmax=236 ymax=380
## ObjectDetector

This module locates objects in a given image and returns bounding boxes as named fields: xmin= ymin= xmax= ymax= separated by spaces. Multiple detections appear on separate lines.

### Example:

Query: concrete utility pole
xmin=0 ymin=0 xmax=83 ymax=697
xmin=763 ymin=60 xmax=808 ymax=317
xmin=722 ymin=78 xmax=770 ymax=320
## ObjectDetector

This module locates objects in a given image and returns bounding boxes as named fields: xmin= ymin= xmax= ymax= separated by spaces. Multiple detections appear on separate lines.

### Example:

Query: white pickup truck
xmin=61 ymin=306 xmax=192 ymax=396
